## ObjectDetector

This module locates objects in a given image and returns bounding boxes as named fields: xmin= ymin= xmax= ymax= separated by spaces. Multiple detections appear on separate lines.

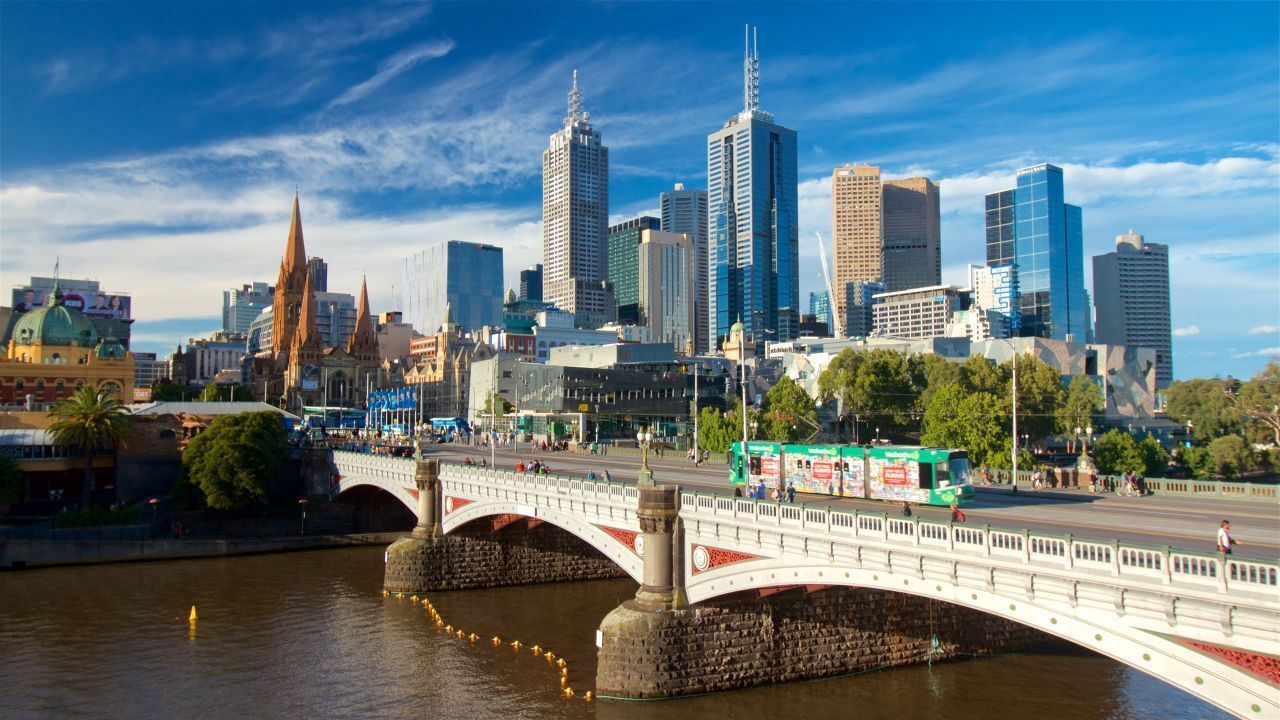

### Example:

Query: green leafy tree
xmin=1006 ymin=355 xmax=1065 ymax=448
xmin=1136 ymin=434 xmax=1171 ymax=478
xmin=1092 ymin=430 xmax=1145 ymax=476
xmin=0 ymin=456 xmax=24 ymax=503
xmin=960 ymin=355 xmax=1005 ymax=396
xmin=1058 ymin=375 xmax=1103 ymax=449
xmin=483 ymin=393 xmax=513 ymax=416
xmin=1233 ymin=361 xmax=1280 ymax=446
xmin=913 ymin=353 xmax=962 ymax=408
xmin=150 ymin=382 xmax=190 ymax=401
xmin=198 ymin=383 xmax=254 ymax=402
xmin=1207 ymin=435 xmax=1258 ymax=480
xmin=921 ymin=386 xmax=1009 ymax=467
xmin=1165 ymin=378 xmax=1241 ymax=442
xmin=697 ymin=406 xmax=734 ymax=454
xmin=182 ymin=411 xmax=288 ymax=510
xmin=762 ymin=375 xmax=819 ymax=443
xmin=48 ymin=386 xmax=132 ymax=507
xmin=1181 ymin=446 xmax=1215 ymax=479
xmin=724 ymin=398 xmax=762 ymax=446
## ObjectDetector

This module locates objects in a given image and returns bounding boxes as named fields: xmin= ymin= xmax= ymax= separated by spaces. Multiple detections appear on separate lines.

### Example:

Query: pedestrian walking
xmin=1217 ymin=520 xmax=1240 ymax=555
xmin=786 ymin=483 xmax=796 ymax=504
xmin=901 ymin=501 xmax=912 ymax=517
xmin=950 ymin=503 xmax=966 ymax=523
xmin=602 ymin=469 xmax=612 ymax=483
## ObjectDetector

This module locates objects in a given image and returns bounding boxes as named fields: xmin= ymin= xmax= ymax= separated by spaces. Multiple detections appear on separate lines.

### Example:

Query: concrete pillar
xmin=413 ymin=457 xmax=442 ymax=540
xmin=634 ymin=483 xmax=680 ymax=611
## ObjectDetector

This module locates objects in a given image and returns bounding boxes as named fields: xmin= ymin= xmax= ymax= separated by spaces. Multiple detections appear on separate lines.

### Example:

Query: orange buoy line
xmin=386 ymin=592 xmax=593 ymax=702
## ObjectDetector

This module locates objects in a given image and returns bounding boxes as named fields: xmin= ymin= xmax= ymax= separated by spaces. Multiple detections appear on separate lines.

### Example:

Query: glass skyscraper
xmin=402 ymin=240 xmax=504 ymax=334
xmin=984 ymin=164 xmax=1089 ymax=341
xmin=607 ymin=216 xmax=661 ymax=325
xmin=707 ymin=26 xmax=799 ymax=352
xmin=659 ymin=183 xmax=709 ymax=353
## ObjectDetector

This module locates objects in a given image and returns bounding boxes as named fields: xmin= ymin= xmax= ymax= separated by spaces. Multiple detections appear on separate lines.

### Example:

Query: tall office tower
xmin=882 ymin=177 xmax=941 ymax=292
xmin=1093 ymin=229 xmax=1173 ymax=387
xmin=542 ymin=70 xmax=612 ymax=328
xmin=844 ymin=279 xmax=886 ymax=338
xmin=832 ymin=164 xmax=882 ymax=330
xmin=660 ymin=183 xmax=709 ymax=353
xmin=984 ymin=164 xmax=1090 ymax=341
xmin=222 ymin=282 xmax=273 ymax=336
xmin=808 ymin=290 xmax=831 ymax=328
xmin=519 ymin=264 xmax=544 ymax=302
xmin=307 ymin=257 xmax=328 ymax=293
xmin=707 ymin=26 xmax=799 ymax=352
xmin=402 ymin=240 xmax=504 ymax=334
xmin=607 ymin=216 xmax=661 ymax=325
xmin=638 ymin=230 xmax=696 ymax=353
xmin=969 ymin=263 xmax=1019 ymax=339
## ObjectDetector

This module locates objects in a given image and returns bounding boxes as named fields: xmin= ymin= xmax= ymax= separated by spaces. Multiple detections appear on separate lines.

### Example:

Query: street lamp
xmin=1077 ymin=424 xmax=1096 ymax=474
xmin=875 ymin=427 xmax=881 ymax=444
xmin=298 ymin=498 xmax=309 ymax=535
xmin=637 ymin=427 xmax=655 ymax=486
xmin=750 ymin=420 xmax=758 ymax=440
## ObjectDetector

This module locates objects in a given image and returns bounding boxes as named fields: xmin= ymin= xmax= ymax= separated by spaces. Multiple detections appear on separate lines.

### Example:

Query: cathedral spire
xmin=284 ymin=192 xmax=307 ymax=271
xmin=294 ymin=267 xmax=319 ymax=349
xmin=347 ymin=275 xmax=378 ymax=362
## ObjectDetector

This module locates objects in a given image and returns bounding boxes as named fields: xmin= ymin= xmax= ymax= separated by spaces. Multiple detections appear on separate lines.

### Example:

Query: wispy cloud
xmin=1251 ymin=325 xmax=1279 ymax=335
xmin=1173 ymin=326 xmax=1201 ymax=337
xmin=1232 ymin=347 xmax=1280 ymax=359
xmin=328 ymin=39 xmax=455 ymax=108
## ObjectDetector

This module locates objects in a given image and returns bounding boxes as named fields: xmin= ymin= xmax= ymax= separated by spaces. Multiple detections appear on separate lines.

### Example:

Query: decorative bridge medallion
xmin=444 ymin=497 xmax=474 ymax=515
xmin=1180 ymin=639 xmax=1280 ymax=685
xmin=597 ymin=525 xmax=644 ymax=557
xmin=691 ymin=544 xmax=759 ymax=574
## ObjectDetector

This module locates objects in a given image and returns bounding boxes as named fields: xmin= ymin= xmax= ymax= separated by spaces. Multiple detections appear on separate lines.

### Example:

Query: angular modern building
xmin=808 ymin=290 xmax=831 ymax=329
xmin=707 ymin=26 xmax=799 ymax=352
xmin=1093 ymin=229 xmax=1173 ymax=387
xmin=984 ymin=164 xmax=1090 ymax=341
xmin=519 ymin=264 xmax=543 ymax=303
xmin=660 ymin=183 xmax=709 ymax=353
xmin=222 ymin=282 xmax=273 ymax=336
xmin=402 ymin=240 xmax=504 ymax=334
xmin=845 ymin=279 xmax=886 ymax=338
xmin=542 ymin=71 xmax=612 ymax=328
xmin=882 ymin=177 xmax=941 ymax=292
xmin=607 ymin=216 xmax=661 ymax=325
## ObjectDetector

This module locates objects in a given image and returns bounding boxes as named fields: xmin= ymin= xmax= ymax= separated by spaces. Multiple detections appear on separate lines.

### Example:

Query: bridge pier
xmin=596 ymin=585 xmax=1052 ymax=699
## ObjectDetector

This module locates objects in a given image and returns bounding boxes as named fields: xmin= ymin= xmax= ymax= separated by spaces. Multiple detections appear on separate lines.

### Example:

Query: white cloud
xmin=1251 ymin=324 xmax=1279 ymax=335
xmin=1172 ymin=326 xmax=1201 ymax=337
xmin=1232 ymin=348 xmax=1280 ymax=359
xmin=329 ymin=39 xmax=455 ymax=108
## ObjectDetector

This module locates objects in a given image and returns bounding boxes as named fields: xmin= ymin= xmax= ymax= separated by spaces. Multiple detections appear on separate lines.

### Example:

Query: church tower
xmin=346 ymin=276 xmax=380 ymax=366
xmin=272 ymin=193 xmax=309 ymax=369
xmin=286 ymin=269 xmax=325 ymax=404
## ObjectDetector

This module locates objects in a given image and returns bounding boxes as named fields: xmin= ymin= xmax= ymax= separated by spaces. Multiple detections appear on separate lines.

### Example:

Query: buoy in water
xmin=491 ymin=636 xmax=501 ymax=646
xmin=410 ymin=595 xmax=418 ymax=602
xmin=188 ymin=606 xmax=198 ymax=622
xmin=531 ymin=644 xmax=542 ymax=654
xmin=560 ymin=676 xmax=567 ymax=688
xmin=381 ymin=589 xmax=389 ymax=597
xmin=445 ymin=625 xmax=453 ymax=633
xmin=562 ymin=687 xmax=574 ymax=699
xmin=556 ymin=658 xmax=566 ymax=668
xmin=584 ymin=691 xmax=594 ymax=702
xmin=544 ymin=651 xmax=554 ymax=662
xmin=560 ymin=667 xmax=568 ymax=678
xmin=455 ymin=630 xmax=464 ymax=639
xmin=468 ymin=633 xmax=478 ymax=643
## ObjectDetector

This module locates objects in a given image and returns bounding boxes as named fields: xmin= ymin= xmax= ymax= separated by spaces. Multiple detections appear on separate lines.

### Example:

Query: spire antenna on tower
xmin=742 ymin=24 xmax=760 ymax=114
xmin=566 ymin=69 xmax=586 ymax=126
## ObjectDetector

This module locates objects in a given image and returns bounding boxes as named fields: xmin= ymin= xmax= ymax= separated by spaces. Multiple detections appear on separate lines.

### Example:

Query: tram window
xmin=749 ymin=455 xmax=762 ymax=475
xmin=919 ymin=463 xmax=934 ymax=489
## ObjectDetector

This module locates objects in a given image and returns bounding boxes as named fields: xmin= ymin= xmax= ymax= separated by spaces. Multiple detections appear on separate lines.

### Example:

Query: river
xmin=0 ymin=546 xmax=1232 ymax=720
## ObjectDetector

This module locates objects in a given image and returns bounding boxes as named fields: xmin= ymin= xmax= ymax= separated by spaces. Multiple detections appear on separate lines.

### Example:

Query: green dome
xmin=11 ymin=298 xmax=99 ymax=348
xmin=730 ymin=319 xmax=744 ymax=336
xmin=94 ymin=337 xmax=127 ymax=358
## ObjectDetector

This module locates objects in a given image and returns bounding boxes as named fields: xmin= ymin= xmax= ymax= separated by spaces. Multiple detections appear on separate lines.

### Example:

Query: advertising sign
xmin=301 ymin=364 xmax=320 ymax=391
xmin=11 ymin=286 xmax=132 ymax=319
xmin=882 ymin=464 xmax=910 ymax=486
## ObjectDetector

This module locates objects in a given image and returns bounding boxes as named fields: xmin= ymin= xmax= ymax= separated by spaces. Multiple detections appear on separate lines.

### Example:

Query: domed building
xmin=1 ymin=284 xmax=135 ymax=406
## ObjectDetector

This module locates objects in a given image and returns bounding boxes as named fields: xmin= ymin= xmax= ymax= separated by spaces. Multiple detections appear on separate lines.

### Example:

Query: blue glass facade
xmin=707 ymin=115 xmax=798 ymax=351
xmin=402 ymin=241 xmax=504 ymax=334
xmin=984 ymin=164 xmax=1089 ymax=341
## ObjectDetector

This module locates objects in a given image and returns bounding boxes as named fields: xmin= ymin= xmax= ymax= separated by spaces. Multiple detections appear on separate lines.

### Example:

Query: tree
xmin=1165 ymin=378 xmax=1241 ymax=442
xmin=482 ymin=393 xmax=513 ymax=416
xmin=182 ymin=411 xmax=288 ymax=510
xmin=920 ymin=386 xmax=1009 ymax=467
xmin=697 ymin=406 xmax=734 ymax=454
xmin=1234 ymin=361 xmax=1280 ymax=446
xmin=913 ymin=353 xmax=962 ymax=408
xmin=1181 ymin=446 xmax=1215 ymax=479
xmin=48 ymin=386 xmax=132 ymax=507
xmin=198 ymin=383 xmax=253 ymax=402
xmin=1092 ymin=430 xmax=1145 ymax=476
xmin=1207 ymin=435 xmax=1258 ymax=480
xmin=1136 ymin=434 xmax=1171 ymax=478
xmin=1005 ymin=355 xmax=1065 ymax=448
xmin=723 ymin=399 xmax=762 ymax=447
xmin=762 ymin=375 xmax=819 ymax=443
xmin=960 ymin=355 xmax=1005 ymax=397
xmin=150 ymin=382 xmax=190 ymax=401
xmin=1058 ymin=375 xmax=1103 ymax=450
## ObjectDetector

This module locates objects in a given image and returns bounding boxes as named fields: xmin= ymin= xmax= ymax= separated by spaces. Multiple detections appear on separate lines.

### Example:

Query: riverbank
xmin=0 ymin=531 xmax=406 ymax=570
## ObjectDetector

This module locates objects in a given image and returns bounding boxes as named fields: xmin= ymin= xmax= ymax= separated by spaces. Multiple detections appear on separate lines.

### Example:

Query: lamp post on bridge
xmin=637 ymin=426 xmax=655 ymax=486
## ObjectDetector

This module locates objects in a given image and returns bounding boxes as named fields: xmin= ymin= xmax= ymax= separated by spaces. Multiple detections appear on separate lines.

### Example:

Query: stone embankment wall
xmin=597 ymin=586 xmax=1052 ymax=698
xmin=384 ymin=520 xmax=629 ymax=592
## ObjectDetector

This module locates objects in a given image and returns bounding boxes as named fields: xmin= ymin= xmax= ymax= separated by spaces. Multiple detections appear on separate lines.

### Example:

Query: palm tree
xmin=48 ymin=385 xmax=131 ymax=508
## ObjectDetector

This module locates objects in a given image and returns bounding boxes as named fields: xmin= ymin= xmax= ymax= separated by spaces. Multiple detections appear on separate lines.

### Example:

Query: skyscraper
xmin=402 ymin=241 xmax=504 ymax=335
xmin=542 ymin=71 xmax=612 ymax=328
xmin=1093 ymin=229 xmax=1173 ymax=387
xmin=984 ymin=164 xmax=1090 ymax=341
xmin=307 ymin=257 xmax=328 ymax=293
xmin=707 ymin=26 xmax=798 ymax=353
xmin=832 ymin=164 xmax=882 ymax=330
xmin=222 ymin=282 xmax=273 ymax=336
xmin=638 ymin=229 xmax=696 ymax=353
xmin=808 ymin=290 xmax=831 ymax=328
xmin=519 ymin=264 xmax=543 ymax=302
xmin=882 ymin=177 xmax=941 ymax=292
xmin=660 ymin=183 xmax=709 ymax=353
xmin=607 ymin=216 xmax=661 ymax=325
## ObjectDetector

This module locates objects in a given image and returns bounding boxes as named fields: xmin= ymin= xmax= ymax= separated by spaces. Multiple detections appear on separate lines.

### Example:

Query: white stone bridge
xmin=332 ymin=450 xmax=1279 ymax=717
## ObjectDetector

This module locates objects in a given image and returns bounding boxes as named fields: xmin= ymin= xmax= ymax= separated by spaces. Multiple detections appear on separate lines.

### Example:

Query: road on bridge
xmin=422 ymin=443 xmax=1280 ymax=561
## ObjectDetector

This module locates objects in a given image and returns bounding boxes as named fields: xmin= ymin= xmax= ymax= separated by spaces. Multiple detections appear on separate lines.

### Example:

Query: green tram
xmin=730 ymin=442 xmax=976 ymax=507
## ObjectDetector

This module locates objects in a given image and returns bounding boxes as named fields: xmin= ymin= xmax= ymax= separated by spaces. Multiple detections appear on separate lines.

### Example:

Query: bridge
xmin=332 ymin=450 xmax=1279 ymax=717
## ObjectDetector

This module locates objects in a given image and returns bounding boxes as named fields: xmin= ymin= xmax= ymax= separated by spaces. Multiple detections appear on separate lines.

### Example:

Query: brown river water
xmin=0 ymin=546 xmax=1231 ymax=720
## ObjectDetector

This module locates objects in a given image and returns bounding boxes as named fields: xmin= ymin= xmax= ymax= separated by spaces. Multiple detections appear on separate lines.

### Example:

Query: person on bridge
xmin=950 ymin=503 xmax=966 ymax=523
xmin=1217 ymin=521 xmax=1240 ymax=555
xmin=901 ymin=501 xmax=912 ymax=517
xmin=786 ymin=483 xmax=796 ymax=504
xmin=602 ymin=469 xmax=611 ymax=483
xmin=586 ymin=470 xmax=597 ymax=481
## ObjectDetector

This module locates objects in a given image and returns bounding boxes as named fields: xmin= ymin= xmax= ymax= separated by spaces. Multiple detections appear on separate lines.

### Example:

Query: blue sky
xmin=2 ymin=1 xmax=1277 ymax=380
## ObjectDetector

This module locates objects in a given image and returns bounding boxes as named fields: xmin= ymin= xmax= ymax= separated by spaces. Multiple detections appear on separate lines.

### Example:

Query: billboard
xmin=11 ymin=286 xmax=131 ymax=319
xmin=300 ymin=364 xmax=320 ymax=391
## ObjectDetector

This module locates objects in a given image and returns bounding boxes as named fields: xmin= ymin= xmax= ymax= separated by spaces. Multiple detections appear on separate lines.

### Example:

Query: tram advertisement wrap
xmin=870 ymin=458 xmax=930 ymax=503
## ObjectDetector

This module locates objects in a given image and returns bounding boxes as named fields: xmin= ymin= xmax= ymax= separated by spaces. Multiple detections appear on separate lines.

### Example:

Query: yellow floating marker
xmin=584 ymin=691 xmax=594 ymax=702
xmin=560 ymin=677 xmax=567 ymax=689
xmin=381 ymin=589 xmax=389 ymax=597
xmin=562 ymin=687 xmax=574 ymax=699
xmin=395 ymin=592 xmax=404 ymax=599
xmin=491 ymin=636 xmax=502 ymax=646
xmin=410 ymin=595 xmax=418 ymax=602
xmin=445 ymin=624 xmax=453 ymax=633
xmin=544 ymin=651 xmax=554 ymax=662
xmin=556 ymin=658 xmax=566 ymax=668
xmin=560 ymin=667 xmax=568 ymax=678
xmin=188 ymin=605 xmax=198 ymax=622
xmin=468 ymin=633 xmax=478 ymax=643
xmin=455 ymin=630 xmax=464 ymax=639
xmin=435 ymin=619 xmax=443 ymax=627
xmin=511 ymin=640 xmax=522 ymax=650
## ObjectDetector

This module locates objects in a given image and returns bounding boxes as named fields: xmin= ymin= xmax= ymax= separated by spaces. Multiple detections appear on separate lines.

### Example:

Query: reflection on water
xmin=0 ymin=546 xmax=1230 ymax=720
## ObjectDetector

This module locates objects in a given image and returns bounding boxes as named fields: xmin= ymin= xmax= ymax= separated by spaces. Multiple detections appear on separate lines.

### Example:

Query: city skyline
xmin=1 ymin=2 xmax=1277 ymax=379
